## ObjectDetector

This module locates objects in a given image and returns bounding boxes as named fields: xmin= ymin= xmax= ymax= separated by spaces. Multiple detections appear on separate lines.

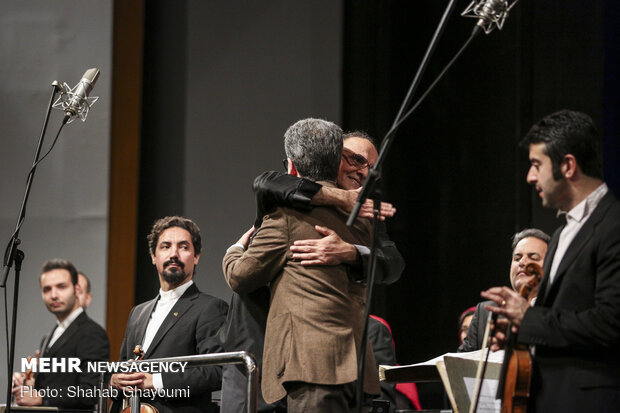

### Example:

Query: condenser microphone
xmin=462 ymin=0 xmax=520 ymax=35
xmin=53 ymin=68 xmax=100 ymax=123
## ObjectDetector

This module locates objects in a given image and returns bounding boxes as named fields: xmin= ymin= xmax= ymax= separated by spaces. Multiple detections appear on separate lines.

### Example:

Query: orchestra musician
xmin=110 ymin=216 xmax=228 ymax=413
xmin=458 ymin=228 xmax=549 ymax=352
xmin=482 ymin=110 xmax=620 ymax=412
xmin=11 ymin=259 xmax=110 ymax=409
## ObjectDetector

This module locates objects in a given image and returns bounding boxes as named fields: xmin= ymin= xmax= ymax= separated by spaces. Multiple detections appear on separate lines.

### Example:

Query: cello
xmin=497 ymin=262 xmax=543 ymax=413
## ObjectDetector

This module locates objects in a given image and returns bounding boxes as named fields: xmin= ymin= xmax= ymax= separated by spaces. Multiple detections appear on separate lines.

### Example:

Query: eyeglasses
xmin=282 ymin=149 xmax=372 ymax=172
xmin=342 ymin=148 xmax=371 ymax=170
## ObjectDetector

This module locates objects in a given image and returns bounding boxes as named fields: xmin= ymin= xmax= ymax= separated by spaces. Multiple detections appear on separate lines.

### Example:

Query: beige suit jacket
xmin=223 ymin=185 xmax=380 ymax=404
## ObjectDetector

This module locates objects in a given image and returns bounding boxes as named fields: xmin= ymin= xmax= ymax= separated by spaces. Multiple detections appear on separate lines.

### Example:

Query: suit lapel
xmin=45 ymin=312 xmax=86 ymax=355
xmin=144 ymin=283 xmax=198 ymax=358
xmin=541 ymin=192 xmax=613 ymax=304
xmin=537 ymin=226 xmax=562 ymax=306
xmin=130 ymin=298 xmax=159 ymax=350
xmin=39 ymin=325 xmax=57 ymax=357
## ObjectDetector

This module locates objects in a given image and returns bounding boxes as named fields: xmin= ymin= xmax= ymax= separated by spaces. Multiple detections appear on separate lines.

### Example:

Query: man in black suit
xmin=12 ymin=259 xmax=110 ymax=409
xmin=482 ymin=110 xmax=620 ymax=412
xmin=458 ymin=228 xmax=549 ymax=352
xmin=110 ymin=216 xmax=228 ymax=413
xmin=219 ymin=131 xmax=404 ymax=412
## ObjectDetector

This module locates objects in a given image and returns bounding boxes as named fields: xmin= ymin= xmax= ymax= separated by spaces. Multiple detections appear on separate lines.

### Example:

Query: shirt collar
xmin=57 ymin=306 xmax=83 ymax=329
xmin=557 ymin=183 xmax=608 ymax=223
xmin=158 ymin=279 xmax=193 ymax=303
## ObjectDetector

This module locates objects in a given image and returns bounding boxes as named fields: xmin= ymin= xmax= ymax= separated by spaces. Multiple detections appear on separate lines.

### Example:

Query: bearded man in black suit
xmin=483 ymin=110 xmax=620 ymax=412
xmin=110 ymin=216 xmax=228 ymax=413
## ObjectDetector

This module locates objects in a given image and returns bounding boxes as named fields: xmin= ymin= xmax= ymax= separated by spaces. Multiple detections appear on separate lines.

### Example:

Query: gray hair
xmin=344 ymin=130 xmax=376 ymax=147
xmin=284 ymin=118 xmax=343 ymax=181
xmin=511 ymin=228 xmax=551 ymax=251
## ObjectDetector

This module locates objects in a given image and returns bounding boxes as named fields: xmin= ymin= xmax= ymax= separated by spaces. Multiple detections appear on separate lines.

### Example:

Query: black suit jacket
xmin=35 ymin=311 xmax=110 ymax=409
xmin=116 ymin=282 xmax=228 ymax=413
xmin=368 ymin=317 xmax=414 ymax=413
xmin=457 ymin=300 xmax=495 ymax=353
xmin=518 ymin=191 xmax=620 ymax=412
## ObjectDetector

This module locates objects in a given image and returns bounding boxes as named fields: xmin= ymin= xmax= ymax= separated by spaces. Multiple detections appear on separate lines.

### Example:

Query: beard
xmin=161 ymin=259 xmax=189 ymax=286
xmin=47 ymin=295 xmax=77 ymax=319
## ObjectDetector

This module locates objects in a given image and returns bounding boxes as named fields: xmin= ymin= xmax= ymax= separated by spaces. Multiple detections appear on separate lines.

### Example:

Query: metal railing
xmin=99 ymin=351 xmax=257 ymax=413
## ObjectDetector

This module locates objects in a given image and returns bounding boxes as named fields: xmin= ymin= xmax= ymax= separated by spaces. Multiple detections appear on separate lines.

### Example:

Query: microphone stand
xmin=2 ymin=83 xmax=61 ymax=413
xmin=355 ymin=199 xmax=381 ymax=412
xmin=350 ymin=4 xmax=505 ymax=412
xmin=352 ymin=2 xmax=460 ymax=411
xmin=347 ymin=21 xmax=482 ymax=228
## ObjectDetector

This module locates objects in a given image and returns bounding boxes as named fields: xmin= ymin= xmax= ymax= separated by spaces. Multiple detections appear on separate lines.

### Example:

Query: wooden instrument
xmin=24 ymin=349 xmax=41 ymax=384
xmin=121 ymin=346 xmax=159 ymax=413
xmin=498 ymin=262 xmax=543 ymax=413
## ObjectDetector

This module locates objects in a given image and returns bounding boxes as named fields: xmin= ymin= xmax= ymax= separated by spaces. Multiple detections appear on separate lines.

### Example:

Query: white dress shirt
xmin=548 ymin=183 xmax=608 ymax=285
xmin=48 ymin=306 xmax=84 ymax=348
xmin=142 ymin=280 xmax=194 ymax=390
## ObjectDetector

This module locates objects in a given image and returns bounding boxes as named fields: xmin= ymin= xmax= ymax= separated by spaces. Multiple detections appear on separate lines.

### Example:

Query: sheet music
xmin=463 ymin=376 xmax=501 ymax=413
xmin=409 ymin=348 xmax=505 ymax=367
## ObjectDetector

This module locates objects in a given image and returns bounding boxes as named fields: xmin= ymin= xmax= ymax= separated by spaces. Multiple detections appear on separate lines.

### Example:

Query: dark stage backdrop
xmin=343 ymin=0 xmax=619 ymax=367
xmin=132 ymin=0 xmax=619 ymax=380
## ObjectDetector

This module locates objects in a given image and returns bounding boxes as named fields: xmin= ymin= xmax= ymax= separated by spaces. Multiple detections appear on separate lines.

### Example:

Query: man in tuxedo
xmin=219 ymin=131 xmax=403 ymax=412
xmin=458 ymin=228 xmax=549 ymax=352
xmin=110 ymin=216 xmax=228 ymax=413
xmin=482 ymin=110 xmax=620 ymax=412
xmin=12 ymin=259 xmax=110 ymax=408
xmin=223 ymin=119 xmax=380 ymax=412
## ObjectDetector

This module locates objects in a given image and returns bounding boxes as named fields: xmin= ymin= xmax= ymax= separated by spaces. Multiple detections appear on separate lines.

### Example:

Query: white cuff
xmin=354 ymin=244 xmax=370 ymax=257
xmin=226 ymin=243 xmax=246 ymax=253
xmin=152 ymin=373 xmax=163 ymax=391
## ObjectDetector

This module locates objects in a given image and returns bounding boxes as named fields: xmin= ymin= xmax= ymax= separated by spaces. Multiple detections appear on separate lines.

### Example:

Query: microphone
xmin=461 ymin=0 xmax=520 ymax=35
xmin=52 ymin=68 xmax=100 ymax=123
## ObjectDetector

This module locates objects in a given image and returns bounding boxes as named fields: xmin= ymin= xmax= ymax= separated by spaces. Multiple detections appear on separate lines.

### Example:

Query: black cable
xmin=4 ymin=286 xmax=9 ymax=375
xmin=347 ymin=27 xmax=481 ymax=227
xmin=2 ymin=121 xmax=67 ymax=263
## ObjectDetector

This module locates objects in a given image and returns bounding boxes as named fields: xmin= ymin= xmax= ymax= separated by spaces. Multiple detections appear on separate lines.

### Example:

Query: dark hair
xmin=520 ymin=110 xmax=603 ymax=180
xmin=40 ymin=259 xmax=78 ymax=285
xmin=511 ymin=228 xmax=550 ymax=251
xmin=344 ymin=130 xmax=376 ymax=147
xmin=78 ymin=272 xmax=91 ymax=293
xmin=458 ymin=306 xmax=476 ymax=344
xmin=147 ymin=216 xmax=202 ymax=256
xmin=284 ymin=118 xmax=343 ymax=181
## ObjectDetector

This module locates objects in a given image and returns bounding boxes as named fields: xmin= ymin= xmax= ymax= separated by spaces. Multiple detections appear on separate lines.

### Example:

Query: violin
xmin=12 ymin=349 xmax=40 ymax=405
xmin=24 ymin=350 xmax=41 ymax=384
xmin=498 ymin=262 xmax=543 ymax=413
xmin=120 ymin=346 xmax=159 ymax=413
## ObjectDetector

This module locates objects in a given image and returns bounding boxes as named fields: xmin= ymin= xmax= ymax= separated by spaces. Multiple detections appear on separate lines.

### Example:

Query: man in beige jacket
xmin=223 ymin=118 xmax=379 ymax=412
